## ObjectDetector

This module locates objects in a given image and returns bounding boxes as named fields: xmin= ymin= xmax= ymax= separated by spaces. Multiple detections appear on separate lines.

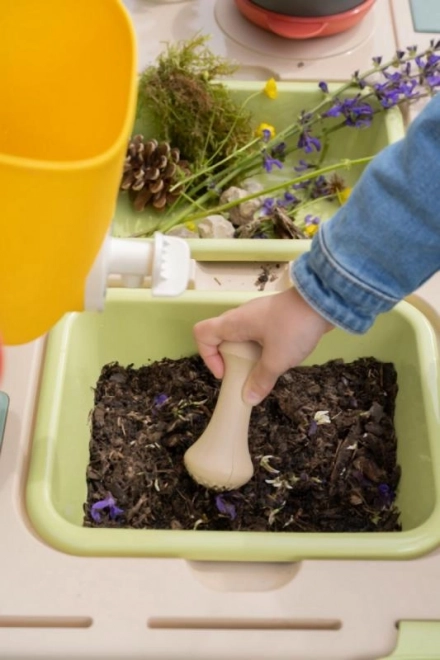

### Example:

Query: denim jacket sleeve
xmin=291 ymin=93 xmax=440 ymax=334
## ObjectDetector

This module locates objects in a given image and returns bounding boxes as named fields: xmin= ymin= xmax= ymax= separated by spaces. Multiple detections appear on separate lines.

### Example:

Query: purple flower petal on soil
xmin=215 ymin=495 xmax=237 ymax=520
xmin=91 ymin=495 xmax=124 ymax=523
xmin=378 ymin=483 xmax=395 ymax=507
xmin=308 ymin=419 xmax=318 ymax=437
xmin=109 ymin=505 xmax=124 ymax=520
xmin=154 ymin=393 xmax=169 ymax=407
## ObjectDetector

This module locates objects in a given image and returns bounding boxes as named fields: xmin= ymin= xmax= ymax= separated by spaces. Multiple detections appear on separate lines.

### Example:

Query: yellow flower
xmin=264 ymin=78 xmax=278 ymax=99
xmin=336 ymin=187 xmax=352 ymax=205
xmin=256 ymin=122 xmax=276 ymax=139
xmin=304 ymin=224 xmax=319 ymax=238
xmin=184 ymin=221 xmax=196 ymax=232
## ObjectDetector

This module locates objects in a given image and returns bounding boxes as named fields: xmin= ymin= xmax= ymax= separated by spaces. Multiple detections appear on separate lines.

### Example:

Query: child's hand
xmin=194 ymin=287 xmax=334 ymax=406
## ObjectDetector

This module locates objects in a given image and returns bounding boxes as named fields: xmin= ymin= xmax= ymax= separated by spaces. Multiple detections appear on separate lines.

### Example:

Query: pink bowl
xmin=235 ymin=0 xmax=376 ymax=39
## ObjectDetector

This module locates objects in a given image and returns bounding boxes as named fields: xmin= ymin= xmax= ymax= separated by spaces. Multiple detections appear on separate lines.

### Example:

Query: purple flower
xmin=215 ymin=495 xmax=236 ymax=520
xmin=294 ymin=159 xmax=313 ymax=172
xmin=308 ymin=419 xmax=318 ymax=437
xmin=310 ymin=175 xmax=330 ymax=199
xmin=271 ymin=141 xmax=286 ymax=156
xmin=305 ymin=214 xmax=320 ymax=226
xmin=378 ymin=483 xmax=395 ymax=507
xmin=318 ymin=81 xmax=329 ymax=94
xmin=372 ymin=56 xmax=382 ymax=66
xmin=323 ymin=96 xmax=373 ymax=128
xmin=261 ymin=128 xmax=272 ymax=142
xmin=297 ymin=131 xmax=321 ymax=154
xmin=282 ymin=191 xmax=297 ymax=204
xmin=262 ymin=153 xmax=283 ymax=173
xmin=292 ymin=180 xmax=310 ymax=190
xmin=374 ymin=76 xmax=419 ymax=109
xmin=354 ymin=76 xmax=367 ymax=90
xmin=427 ymin=75 xmax=440 ymax=88
xmin=262 ymin=197 xmax=275 ymax=213
xmin=91 ymin=495 xmax=124 ymax=523
xmin=383 ymin=70 xmax=403 ymax=83
xmin=277 ymin=191 xmax=298 ymax=208
xmin=153 ymin=393 xmax=169 ymax=407
xmin=427 ymin=53 xmax=440 ymax=66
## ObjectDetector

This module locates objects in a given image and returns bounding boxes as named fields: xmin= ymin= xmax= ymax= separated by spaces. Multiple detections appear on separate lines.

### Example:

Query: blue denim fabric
xmin=291 ymin=93 xmax=440 ymax=333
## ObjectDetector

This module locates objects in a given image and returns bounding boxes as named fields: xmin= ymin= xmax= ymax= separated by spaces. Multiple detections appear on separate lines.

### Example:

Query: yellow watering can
xmin=0 ymin=0 xmax=151 ymax=348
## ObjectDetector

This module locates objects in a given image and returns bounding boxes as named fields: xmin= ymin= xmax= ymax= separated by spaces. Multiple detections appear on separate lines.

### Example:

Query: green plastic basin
xmin=26 ymin=290 xmax=440 ymax=561
xmin=113 ymin=81 xmax=405 ymax=261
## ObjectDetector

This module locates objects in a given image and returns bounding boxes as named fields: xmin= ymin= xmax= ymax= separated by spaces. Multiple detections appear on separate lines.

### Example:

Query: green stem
xmin=169 ymin=137 xmax=260 ymax=193
xmin=159 ymin=155 xmax=373 ymax=232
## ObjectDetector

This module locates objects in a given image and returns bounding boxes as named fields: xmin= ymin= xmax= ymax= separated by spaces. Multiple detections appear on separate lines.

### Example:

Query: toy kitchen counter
xmin=2 ymin=0 xmax=440 ymax=658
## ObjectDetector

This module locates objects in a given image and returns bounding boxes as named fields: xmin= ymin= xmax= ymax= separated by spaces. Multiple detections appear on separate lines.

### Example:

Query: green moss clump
xmin=137 ymin=36 xmax=254 ymax=170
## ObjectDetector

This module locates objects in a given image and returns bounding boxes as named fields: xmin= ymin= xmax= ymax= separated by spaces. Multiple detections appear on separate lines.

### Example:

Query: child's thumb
xmin=242 ymin=361 xmax=278 ymax=407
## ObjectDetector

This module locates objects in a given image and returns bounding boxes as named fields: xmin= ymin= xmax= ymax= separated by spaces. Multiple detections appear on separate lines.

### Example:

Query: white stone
xmin=229 ymin=198 xmax=262 ymax=226
xmin=220 ymin=185 xmax=264 ymax=227
xmin=198 ymin=215 xmax=235 ymax=239
xmin=166 ymin=225 xmax=198 ymax=238
xmin=242 ymin=180 xmax=264 ymax=195
xmin=219 ymin=186 xmax=247 ymax=205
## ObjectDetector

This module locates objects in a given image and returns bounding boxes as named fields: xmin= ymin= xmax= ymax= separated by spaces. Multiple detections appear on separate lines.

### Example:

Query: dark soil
xmin=83 ymin=356 xmax=401 ymax=533
xmin=254 ymin=263 xmax=281 ymax=291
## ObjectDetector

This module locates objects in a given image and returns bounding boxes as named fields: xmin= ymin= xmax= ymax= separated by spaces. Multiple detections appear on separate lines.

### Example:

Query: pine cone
xmin=120 ymin=135 xmax=190 ymax=212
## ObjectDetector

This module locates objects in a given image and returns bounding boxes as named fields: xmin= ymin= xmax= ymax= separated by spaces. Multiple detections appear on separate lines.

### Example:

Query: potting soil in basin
xmin=84 ymin=355 xmax=401 ymax=534
xmin=26 ymin=290 xmax=440 ymax=561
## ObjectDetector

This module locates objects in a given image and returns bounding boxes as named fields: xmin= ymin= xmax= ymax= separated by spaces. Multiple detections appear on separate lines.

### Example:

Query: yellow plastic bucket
xmin=0 ymin=0 xmax=137 ymax=345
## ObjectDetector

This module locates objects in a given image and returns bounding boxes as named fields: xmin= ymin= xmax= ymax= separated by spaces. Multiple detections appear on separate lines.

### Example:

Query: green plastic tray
xmin=113 ymin=81 xmax=405 ymax=261
xmin=26 ymin=290 xmax=440 ymax=561
xmin=381 ymin=621 xmax=440 ymax=659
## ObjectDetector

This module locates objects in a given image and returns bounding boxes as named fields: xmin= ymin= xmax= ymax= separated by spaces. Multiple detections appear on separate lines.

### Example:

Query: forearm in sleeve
xmin=291 ymin=94 xmax=440 ymax=333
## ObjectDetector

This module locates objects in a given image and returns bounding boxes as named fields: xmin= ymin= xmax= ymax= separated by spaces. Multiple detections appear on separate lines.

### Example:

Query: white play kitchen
xmin=2 ymin=0 xmax=440 ymax=658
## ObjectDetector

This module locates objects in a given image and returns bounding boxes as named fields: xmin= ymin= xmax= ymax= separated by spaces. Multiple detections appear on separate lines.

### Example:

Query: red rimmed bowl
xmin=235 ymin=0 xmax=376 ymax=39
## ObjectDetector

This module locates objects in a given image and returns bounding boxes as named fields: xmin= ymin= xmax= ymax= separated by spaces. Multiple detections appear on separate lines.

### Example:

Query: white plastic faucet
xmin=84 ymin=232 xmax=192 ymax=310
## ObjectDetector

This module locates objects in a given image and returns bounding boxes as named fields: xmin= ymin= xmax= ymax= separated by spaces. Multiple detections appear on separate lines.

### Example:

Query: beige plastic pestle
xmin=184 ymin=340 xmax=262 ymax=491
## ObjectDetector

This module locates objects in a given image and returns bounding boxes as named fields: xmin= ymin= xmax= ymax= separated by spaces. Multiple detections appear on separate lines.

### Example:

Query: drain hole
xmin=148 ymin=617 xmax=341 ymax=631
xmin=0 ymin=616 xmax=93 ymax=629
